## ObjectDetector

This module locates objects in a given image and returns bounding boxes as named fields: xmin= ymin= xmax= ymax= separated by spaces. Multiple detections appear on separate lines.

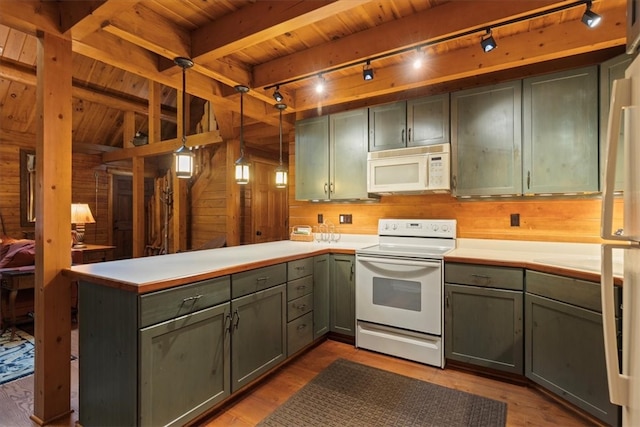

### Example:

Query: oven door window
xmin=373 ymin=277 xmax=421 ymax=311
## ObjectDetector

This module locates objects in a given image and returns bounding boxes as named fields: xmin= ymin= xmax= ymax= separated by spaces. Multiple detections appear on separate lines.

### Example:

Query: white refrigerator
xmin=601 ymin=45 xmax=640 ymax=426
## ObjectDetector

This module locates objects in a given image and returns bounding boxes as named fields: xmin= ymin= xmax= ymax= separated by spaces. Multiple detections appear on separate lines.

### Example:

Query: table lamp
xmin=71 ymin=203 xmax=95 ymax=248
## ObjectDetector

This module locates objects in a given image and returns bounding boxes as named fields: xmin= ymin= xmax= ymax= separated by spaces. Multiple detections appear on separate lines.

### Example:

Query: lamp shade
xmin=71 ymin=203 xmax=95 ymax=224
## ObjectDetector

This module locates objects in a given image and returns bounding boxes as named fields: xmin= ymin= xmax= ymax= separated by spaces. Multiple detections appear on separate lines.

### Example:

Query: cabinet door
xmin=139 ymin=302 xmax=231 ymax=427
xmin=407 ymin=94 xmax=450 ymax=147
xmin=368 ymin=101 xmax=407 ymax=151
xmin=445 ymin=284 xmax=523 ymax=374
xmin=230 ymin=284 xmax=286 ymax=392
xmin=330 ymin=108 xmax=369 ymax=199
xmin=330 ymin=254 xmax=355 ymax=336
xmin=525 ymin=293 xmax=620 ymax=426
xmin=523 ymin=66 xmax=598 ymax=194
xmin=313 ymin=254 xmax=330 ymax=339
xmin=295 ymin=116 xmax=329 ymax=200
xmin=600 ymin=54 xmax=632 ymax=192
xmin=451 ymin=81 xmax=522 ymax=196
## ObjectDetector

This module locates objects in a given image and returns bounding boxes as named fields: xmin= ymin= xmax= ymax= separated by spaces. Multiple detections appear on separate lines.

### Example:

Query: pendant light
xmin=274 ymin=103 xmax=288 ymax=188
xmin=174 ymin=56 xmax=195 ymax=179
xmin=234 ymin=85 xmax=250 ymax=184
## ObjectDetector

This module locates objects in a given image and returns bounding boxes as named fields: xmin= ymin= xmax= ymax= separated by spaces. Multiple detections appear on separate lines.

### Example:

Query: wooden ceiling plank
xmin=191 ymin=0 xmax=371 ymax=60
xmin=59 ymin=0 xmax=139 ymax=39
xmin=58 ymin=1 xmax=107 ymax=35
xmin=252 ymin=0 xmax=577 ymax=88
xmin=101 ymin=129 xmax=223 ymax=163
xmin=0 ymin=58 xmax=177 ymax=122
xmin=293 ymin=10 xmax=625 ymax=110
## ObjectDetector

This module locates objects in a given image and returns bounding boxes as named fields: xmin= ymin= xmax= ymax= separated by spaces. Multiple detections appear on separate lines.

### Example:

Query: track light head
xmin=581 ymin=1 xmax=601 ymax=28
xmin=273 ymin=86 xmax=284 ymax=102
xmin=363 ymin=60 xmax=374 ymax=81
xmin=481 ymin=29 xmax=497 ymax=53
xmin=315 ymin=74 xmax=325 ymax=94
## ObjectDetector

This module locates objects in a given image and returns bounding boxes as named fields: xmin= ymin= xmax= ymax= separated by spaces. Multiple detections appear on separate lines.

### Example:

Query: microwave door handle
xmin=600 ymin=243 xmax=631 ymax=406
xmin=601 ymin=78 xmax=631 ymax=241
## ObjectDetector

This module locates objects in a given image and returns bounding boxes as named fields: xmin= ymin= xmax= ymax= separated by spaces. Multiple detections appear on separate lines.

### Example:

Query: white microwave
xmin=367 ymin=144 xmax=450 ymax=195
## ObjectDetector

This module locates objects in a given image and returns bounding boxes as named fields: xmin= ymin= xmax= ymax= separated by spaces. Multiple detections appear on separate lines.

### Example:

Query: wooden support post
xmin=32 ymin=31 xmax=73 ymax=425
xmin=123 ymin=111 xmax=136 ymax=148
xmin=148 ymin=80 xmax=161 ymax=143
xmin=132 ymin=156 xmax=145 ymax=258
xmin=226 ymin=139 xmax=241 ymax=246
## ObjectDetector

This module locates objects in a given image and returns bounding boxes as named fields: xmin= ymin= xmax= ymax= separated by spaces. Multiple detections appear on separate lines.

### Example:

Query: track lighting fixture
xmin=480 ymin=29 xmax=497 ymax=53
xmin=234 ymin=85 xmax=250 ymax=185
xmin=363 ymin=60 xmax=374 ymax=81
xmin=581 ymin=1 xmax=601 ymax=28
xmin=274 ymin=103 xmax=288 ymax=188
xmin=412 ymin=48 xmax=423 ymax=69
xmin=273 ymin=85 xmax=284 ymax=102
xmin=315 ymin=74 xmax=325 ymax=94
xmin=173 ymin=56 xmax=195 ymax=179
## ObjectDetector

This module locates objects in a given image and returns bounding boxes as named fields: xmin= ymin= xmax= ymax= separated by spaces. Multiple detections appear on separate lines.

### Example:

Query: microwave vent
xmin=368 ymin=143 xmax=449 ymax=160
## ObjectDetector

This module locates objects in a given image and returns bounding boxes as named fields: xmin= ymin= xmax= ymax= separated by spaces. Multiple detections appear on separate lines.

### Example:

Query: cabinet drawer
xmin=232 ymin=263 xmax=287 ymax=299
xmin=526 ymin=270 xmax=620 ymax=314
xmin=287 ymin=275 xmax=313 ymax=301
xmin=287 ymin=293 xmax=313 ymax=322
xmin=445 ymin=263 xmax=523 ymax=290
xmin=288 ymin=258 xmax=313 ymax=281
xmin=287 ymin=311 xmax=313 ymax=356
xmin=139 ymin=276 xmax=230 ymax=328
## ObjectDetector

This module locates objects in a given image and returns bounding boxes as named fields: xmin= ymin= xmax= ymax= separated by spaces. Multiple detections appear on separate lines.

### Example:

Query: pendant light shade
xmin=235 ymin=85 xmax=250 ymax=184
xmin=174 ymin=57 xmax=195 ymax=179
xmin=274 ymin=103 xmax=288 ymax=188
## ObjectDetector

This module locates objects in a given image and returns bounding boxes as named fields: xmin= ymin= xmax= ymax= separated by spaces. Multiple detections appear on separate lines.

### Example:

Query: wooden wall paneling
xmin=33 ymin=31 xmax=73 ymax=425
xmin=71 ymin=153 xmax=110 ymax=246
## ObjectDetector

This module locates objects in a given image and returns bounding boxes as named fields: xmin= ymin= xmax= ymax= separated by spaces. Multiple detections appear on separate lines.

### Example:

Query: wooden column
xmin=132 ymin=156 xmax=145 ymax=258
xmin=122 ymin=111 xmax=136 ymax=148
xmin=148 ymin=81 xmax=161 ymax=143
xmin=32 ymin=31 xmax=73 ymax=425
xmin=226 ymin=139 xmax=241 ymax=246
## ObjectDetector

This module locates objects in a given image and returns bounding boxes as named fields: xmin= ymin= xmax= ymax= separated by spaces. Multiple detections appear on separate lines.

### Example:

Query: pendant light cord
xmin=239 ymin=90 xmax=245 ymax=156
xmin=181 ymin=65 xmax=187 ymax=146
xmin=278 ymin=107 xmax=283 ymax=165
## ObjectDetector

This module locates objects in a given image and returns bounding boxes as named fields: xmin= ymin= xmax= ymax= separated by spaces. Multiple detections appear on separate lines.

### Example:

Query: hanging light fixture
xmin=174 ymin=56 xmax=195 ymax=179
xmin=274 ymin=103 xmax=288 ymax=188
xmin=480 ymin=29 xmax=497 ymax=53
xmin=234 ymin=85 xmax=250 ymax=184
xmin=362 ymin=60 xmax=374 ymax=81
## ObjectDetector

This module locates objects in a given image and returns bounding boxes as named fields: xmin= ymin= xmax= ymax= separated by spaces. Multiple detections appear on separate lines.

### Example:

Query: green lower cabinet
xmin=525 ymin=270 xmax=621 ymax=426
xmin=444 ymin=284 xmax=523 ymax=374
xmin=230 ymin=284 xmax=287 ymax=393
xmin=330 ymin=254 xmax=355 ymax=337
xmin=313 ymin=254 xmax=330 ymax=339
xmin=139 ymin=303 xmax=231 ymax=427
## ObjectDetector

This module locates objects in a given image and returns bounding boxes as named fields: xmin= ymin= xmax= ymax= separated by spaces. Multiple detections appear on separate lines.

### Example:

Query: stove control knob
xmin=441 ymin=224 xmax=449 ymax=232
xmin=431 ymin=224 xmax=439 ymax=232
xmin=392 ymin=223 xmax=398 ymax=230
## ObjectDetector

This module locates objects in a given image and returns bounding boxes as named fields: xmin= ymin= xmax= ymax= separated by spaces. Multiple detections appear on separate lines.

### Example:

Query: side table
xmin=1 ymin=270 xmax=35 ymax=340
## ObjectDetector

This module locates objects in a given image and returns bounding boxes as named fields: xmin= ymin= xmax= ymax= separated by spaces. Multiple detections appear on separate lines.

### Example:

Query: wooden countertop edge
xmin=63 ymin=247 xmax=356 ymax=294
xmin=445 ymin=255 xmax=623 ymax=286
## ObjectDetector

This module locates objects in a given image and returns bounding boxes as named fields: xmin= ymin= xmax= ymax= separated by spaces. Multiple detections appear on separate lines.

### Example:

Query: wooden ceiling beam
xmin=252 ymin=0 xmax=579 ymax=88
xmin=0 ymin=59 xmax=177 ymax=122
xmin=191 ymin=0 xmax=370 ymax=61
xmin=0 ymin=0 xmax=61 ymax=35
xmin=292 ymin=7 xmax=625 ymax=111
xmin=102 ymin=129 xmax=223 ymax=163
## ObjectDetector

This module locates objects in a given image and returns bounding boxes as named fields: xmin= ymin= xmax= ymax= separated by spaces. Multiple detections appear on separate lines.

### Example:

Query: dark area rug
xmin=258 ymin=359 xmax=506 ymax=427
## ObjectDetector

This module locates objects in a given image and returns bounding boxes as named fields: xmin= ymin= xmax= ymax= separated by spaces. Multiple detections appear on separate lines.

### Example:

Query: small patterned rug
xmin=258 ymin=359 xmax=507 ymax=427
xmin=0 ymin=329 xmax=35 ymax=385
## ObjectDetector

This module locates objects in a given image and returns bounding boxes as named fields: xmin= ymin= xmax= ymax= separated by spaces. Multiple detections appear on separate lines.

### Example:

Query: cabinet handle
xmin=452 ymin=175 xmax=457 ymax=190
xmin=297 ymin=324 xmax=307 ymax=331
xmin=401 ymin=128 xmax=405 ymax=143
xmin=256 ymin=276 xmax=270 ymax=283
xmin=182 ymin=294 xmax=202 ymax=310
xmin=408 ymin=128 xmax=412 ymax=142
xmin=225 ymin=311 xmax=233 ymax=333
xmin=324 ymin=183 xmax=328 ymax=194
xmin=445 ymin=293 xmax=450 ymax=308
xmin=330 ymin=182 xmax=334 ymax=194
xmin=297 ymin=304 xmax=307 ymax=311
xmin=296 ymin=285 xmax=306 ymax=291
xmin=295 ymin=266 xmax=305 ymax=271
xmin=527 ymin=170 xmax=531 ymax=189
xmin=350 ymin=263 xmax=354 ymax=281
xmin=232 ymin=309 xmax=240 ymax=330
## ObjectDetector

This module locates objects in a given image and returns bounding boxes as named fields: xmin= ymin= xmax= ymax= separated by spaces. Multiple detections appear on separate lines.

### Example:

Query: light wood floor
xmin=0 ymin=334 xmax=597 ymax=427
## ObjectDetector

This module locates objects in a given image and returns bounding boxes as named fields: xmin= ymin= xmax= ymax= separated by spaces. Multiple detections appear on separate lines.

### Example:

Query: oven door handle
xmin=357 ymin=255 xmax=441 ymax=268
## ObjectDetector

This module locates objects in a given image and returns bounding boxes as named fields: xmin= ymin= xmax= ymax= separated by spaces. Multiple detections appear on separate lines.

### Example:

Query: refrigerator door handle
xmin=601 ymin=78 xmax=631 ymax=241
xmin=601 ymin=243 xmax=631 ymax=406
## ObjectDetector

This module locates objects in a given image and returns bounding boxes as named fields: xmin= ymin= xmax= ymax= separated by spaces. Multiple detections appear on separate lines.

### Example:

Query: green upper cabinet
xmin=407 ymin=94 xmax=450 ymax=147
xmin=451 ymin=81 xmax=522 ymax=197
xmin=295 ymin=116 xmax=329 ymax=200
xmin=295 ymin=109 xmax=369 ymax=201
xmin=368 ymin=101 xmax=407 ymax=151
xmin=600 ymin=53 xmax=633 ymax=192
xmin=523 ymin=66 xmax=599 ymax=194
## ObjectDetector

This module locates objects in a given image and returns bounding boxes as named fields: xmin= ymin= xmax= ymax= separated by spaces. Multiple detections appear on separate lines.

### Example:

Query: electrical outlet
xmin=339 ymin=214 xmax=352 ymax=224
xmin=510 ymin=213 xmax=520 ymax=227
xmin=317 ymin=213 xmax=323 ymax=224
